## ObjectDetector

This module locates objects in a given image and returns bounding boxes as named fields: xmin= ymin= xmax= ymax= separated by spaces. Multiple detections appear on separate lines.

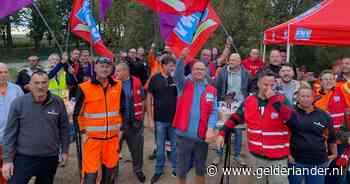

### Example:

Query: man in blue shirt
xmin=174 ymin=49 xmax=218 ymax=184
xmin=115 ymin=63 xmax=147 ymax=183
xmin=0 ymin=63 xmax=24 ymax=183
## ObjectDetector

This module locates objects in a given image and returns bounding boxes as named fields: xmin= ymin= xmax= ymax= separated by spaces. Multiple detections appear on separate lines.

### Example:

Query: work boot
xmin=84 ymin=173 xmax=97 ymax=184
xmin=233 ymin=156 xmax=247 ymax=166
xmin=101 ymin=165 xmax=116 ymax=184
xmin=150 ymin=173 xmax=162 ymax=184
xmin=135 ymin=171 xmax=146 ymax=183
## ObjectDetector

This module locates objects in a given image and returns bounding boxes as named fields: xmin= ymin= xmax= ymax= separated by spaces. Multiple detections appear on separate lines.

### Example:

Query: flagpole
xmin=89 ymin=0 xmax=94 ymax=57
xmin=65 ymin=4 xmax=71 ymax=54
xmin=220 ymin=24 xmax=239 ymax=54
xmin=32 ymin=1 xmax=63 ymax=54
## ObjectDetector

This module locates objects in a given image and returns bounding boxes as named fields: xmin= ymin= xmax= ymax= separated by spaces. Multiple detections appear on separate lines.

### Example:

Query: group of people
xmin=0 ymin=36 xmax=349 ymax=184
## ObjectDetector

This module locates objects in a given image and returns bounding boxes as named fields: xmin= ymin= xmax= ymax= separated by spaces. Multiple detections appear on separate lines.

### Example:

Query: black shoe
xmin=136 ymin=172 xmax=146 ymax=183
xmin=150 ymin=173 xmax=162 ymax=184
xmin=148 ymin=150 xmax=156 ymax=160
xmin=171 ymin=171 xmax=176 ymax=177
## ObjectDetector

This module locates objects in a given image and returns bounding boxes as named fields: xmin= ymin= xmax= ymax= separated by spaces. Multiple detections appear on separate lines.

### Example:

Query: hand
xmin=179 ymin=47 xmax=189 ymax=60
xmin=148 ymin=119 xmax=155 ymax=130
xmin=226 ymin=36 xmax=233 ymax=45
xmin=205 ymin=128 xmax=216 ymax=144
xmin=265 ymin=88 xmax=276 ymax=99
xmin=328 ymin=154 xmax=337 ymax=161
xmin=24 ymin=84 xmax=31 ymax=91
xmin=151 ymin=43 xmax=156 ymax=48
xmin=59 ymin=153 xmax=69 ymax=167
xmin=81 ymin=133 xmax=87 ymax=144
xmin=61 ymin=52 xmax=68 ymax=64
xmin=288 ymin=155 xmax=295 ymax=164
xmin=68 ymin=65 xmax=74 ymax=74
xmin=216 ymin=135 xmax=225 ymax=149
xmin=2 ymin=162 xmax=14 ymax=180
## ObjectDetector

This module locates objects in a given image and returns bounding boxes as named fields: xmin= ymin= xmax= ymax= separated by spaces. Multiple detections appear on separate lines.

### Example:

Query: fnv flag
xmin=138 ymin=0 xmax=209 ymax=15
xmin=70 ymin=0 xmax=114 ymax=58
xmin=1 ymin=0 xmax=32 ymax=19
xmin=166 ymin=5 xmax=221 ymax=63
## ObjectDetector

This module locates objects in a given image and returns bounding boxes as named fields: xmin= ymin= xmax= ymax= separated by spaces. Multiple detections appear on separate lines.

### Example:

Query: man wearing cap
xmin=73 ymin=57 xmax=123 ymax=183
xmin=16 ymin=55 xmax=42 ymax=93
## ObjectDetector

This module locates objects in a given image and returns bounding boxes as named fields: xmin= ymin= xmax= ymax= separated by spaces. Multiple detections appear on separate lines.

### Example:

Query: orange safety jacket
xmin=315 ymin=87 xmax=347 ymax=133
xmin=78 ymin=80 xmax=123 ymax=139
xmin=244 ymin=95 xmax=291 ymax=159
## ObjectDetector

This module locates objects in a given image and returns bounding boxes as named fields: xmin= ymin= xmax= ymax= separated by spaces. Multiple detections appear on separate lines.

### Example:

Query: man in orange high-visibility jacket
xmin=315 ymin=70 xmax=349 ymax=133
xmin=73 ymin=57 xmax=123 ymax=184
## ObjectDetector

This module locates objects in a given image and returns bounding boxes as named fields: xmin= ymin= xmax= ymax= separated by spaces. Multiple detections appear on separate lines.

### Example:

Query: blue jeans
xmin=155 ymin=121 xmax=176 ymax=174
xmin=289 ymin=161 xmax=328 ymax=184
xmin=233 ymin=128 xmax=243 ymax=157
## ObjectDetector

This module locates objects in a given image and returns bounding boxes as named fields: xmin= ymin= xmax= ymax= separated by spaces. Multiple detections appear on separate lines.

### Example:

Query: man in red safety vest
xmin=217 ymin=69 xmax=294 ymax=184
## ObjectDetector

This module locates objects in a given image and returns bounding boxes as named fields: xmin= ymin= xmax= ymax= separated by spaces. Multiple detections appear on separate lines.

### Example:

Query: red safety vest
xmin=131 ymin=76 xmax=143 ymax=121
xmin=328 ymin=87 xmax=347 ymax=133
xmin=244 ymin=95 xmax=290 ymax=159
xmin=172 ymin=80 xmax=217 ymax=139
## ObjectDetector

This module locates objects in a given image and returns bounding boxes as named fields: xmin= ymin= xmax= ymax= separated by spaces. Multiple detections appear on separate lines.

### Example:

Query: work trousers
xmin=120 ymin=126 xmax=144 ymax=174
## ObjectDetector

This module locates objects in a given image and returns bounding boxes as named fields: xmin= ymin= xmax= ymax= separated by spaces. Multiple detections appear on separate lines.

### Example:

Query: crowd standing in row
xmin=0 ymin=38 xmax=349 ymax=184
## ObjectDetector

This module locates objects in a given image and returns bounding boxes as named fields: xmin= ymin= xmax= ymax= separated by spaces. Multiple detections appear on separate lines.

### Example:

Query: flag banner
xmin=1 ymin=0 xmax=32 ymax=19
xmin=166 ymin=5 xmax=221 ymax=63
xmin=138 ymin=0 xmax=209 ymax=15
xmin=70 ymin=0 xmax=114 ymax=58
xmin=158 ymin=12 xmax=179 ymax=41
xmin=99 ymin=0 xmax=113 ymax=21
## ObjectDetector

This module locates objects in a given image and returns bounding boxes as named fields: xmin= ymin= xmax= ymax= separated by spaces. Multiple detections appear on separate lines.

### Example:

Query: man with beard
xmin=276 ymin=63 xmax=300 ymax=105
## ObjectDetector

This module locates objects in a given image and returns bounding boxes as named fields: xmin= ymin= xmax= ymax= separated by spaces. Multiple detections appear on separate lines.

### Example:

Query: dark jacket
xmin=288 ymin=106 xmax=336 ymax=165
xmin=215 ymin=65 xmax=252 ymax=101
xmin=3 ymin=92 xmax=69 ymax=163
xmin=126 ymin=57 xmax=149 ymax=85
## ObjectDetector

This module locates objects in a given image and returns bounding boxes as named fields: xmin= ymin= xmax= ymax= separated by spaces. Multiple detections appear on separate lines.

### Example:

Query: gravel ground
xmin=53 ymin=128 xmax=254 ymax=184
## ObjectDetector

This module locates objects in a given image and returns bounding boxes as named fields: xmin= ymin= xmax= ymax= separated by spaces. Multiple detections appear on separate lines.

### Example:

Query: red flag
xmin=70 ymin=0 xmax=114 ymax=58
xmin=138 ymin=0 xmax=209 ymax=15
xmin=166 ymin=5 xmax=221 ymax=63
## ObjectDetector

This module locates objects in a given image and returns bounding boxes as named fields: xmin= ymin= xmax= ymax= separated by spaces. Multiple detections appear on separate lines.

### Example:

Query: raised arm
xmin=174 ymin=48 xmax=189 ymax=93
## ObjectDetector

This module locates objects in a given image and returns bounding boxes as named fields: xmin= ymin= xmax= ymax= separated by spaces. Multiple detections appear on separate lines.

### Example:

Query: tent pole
xmin=286 ymin=24 xmax=291 ymax=63
xmin=286 ymin=44 xmax=291 ymax=63
xmin=263 ymin=44 xmax=266 ymax=63
xmin=32 ymin=2 xmax=63 ymax=54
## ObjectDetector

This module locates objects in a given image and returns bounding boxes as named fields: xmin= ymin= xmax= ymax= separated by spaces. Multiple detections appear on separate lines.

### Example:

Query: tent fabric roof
xmin=264 ymin=0 xmax=350 ymax=46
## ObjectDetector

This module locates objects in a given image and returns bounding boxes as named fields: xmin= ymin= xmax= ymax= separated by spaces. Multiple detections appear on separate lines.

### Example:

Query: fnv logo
xmin=295 ymin=28 xmax=312 ymax=40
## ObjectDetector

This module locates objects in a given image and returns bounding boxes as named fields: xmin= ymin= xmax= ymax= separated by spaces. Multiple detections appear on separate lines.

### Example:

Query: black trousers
xmin=8 ymin=154 xmax=59 ymax=184
xmin=120 ymin=126 xmax=144 ymax=174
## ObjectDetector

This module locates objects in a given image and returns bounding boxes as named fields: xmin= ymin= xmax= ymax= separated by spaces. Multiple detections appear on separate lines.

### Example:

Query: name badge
xmin=48 ymin=110 xmax=59 ymax=116
xmin=206 ymin=93 xmax=214 ymax=102
xmin=271 ymin=112 xmax=279 ymax=119
xmin=333 ymin=96 xmax=340 ymax=102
